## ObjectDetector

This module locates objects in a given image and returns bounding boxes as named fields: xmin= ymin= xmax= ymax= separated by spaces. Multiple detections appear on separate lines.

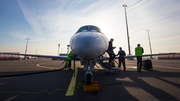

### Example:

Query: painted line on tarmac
xmin=154 ymin=65 xmax=180 ymax=70
xmin=65 ymin=69 xmax=78 ymax=96
xmin=37 ymin=63 xmax=62 ymax=69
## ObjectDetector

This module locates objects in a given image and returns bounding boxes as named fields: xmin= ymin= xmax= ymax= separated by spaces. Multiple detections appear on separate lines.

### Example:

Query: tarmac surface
xmin=0 ymin=58 xmax=180 ymax=101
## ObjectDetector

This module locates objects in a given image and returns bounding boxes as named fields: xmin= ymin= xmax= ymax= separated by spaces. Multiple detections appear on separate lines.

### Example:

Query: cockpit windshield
xmin=76 ymin=26 xmax=88 ymax=33
xmin=76 ymin=25 xmax=102 ymax=34
xmin=91 ymin=26 xmax=101 ymax=32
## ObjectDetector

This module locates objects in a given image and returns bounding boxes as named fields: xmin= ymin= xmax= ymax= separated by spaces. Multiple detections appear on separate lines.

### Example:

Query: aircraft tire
xmin=86 ymin=74 xmax=91 ymax=85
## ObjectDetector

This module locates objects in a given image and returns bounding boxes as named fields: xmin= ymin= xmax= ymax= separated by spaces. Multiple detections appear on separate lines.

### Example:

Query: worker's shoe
xmin=67 ymin=67 xmax=72 ymax=71
xmin=137 ymin=69 xmax=141 ymax=72
xmin=67 ymin=68 xmax=72 ymax=71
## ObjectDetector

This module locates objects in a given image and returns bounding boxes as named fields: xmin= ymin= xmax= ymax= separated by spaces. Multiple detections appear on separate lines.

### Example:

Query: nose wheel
xmin=83 ymin=60 xmax=99 ymax=92
xmin=85 ymin=71 xmax=93 ymax=85
xmin=84 ymin=71 xmax=99 ymax=92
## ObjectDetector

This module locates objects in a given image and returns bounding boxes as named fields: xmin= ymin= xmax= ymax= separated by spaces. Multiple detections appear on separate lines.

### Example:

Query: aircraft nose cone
xmin=84 ymin=41 xmax=92 ymax=49
xmin=70 ymin=32 xmax=108 ymax=60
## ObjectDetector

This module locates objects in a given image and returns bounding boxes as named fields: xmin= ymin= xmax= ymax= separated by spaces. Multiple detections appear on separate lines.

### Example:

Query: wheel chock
xmin=83 ymin=81 xmax=99 ymax=92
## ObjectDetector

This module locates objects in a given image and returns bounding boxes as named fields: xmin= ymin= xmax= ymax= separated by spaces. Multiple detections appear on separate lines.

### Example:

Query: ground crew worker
xmin=107 ymin=38 xmax=116 ymax=66
xmin=66 ymin=51 xmax=74 ymax=70
xmin=135 ymin=44 xmax=144 ymax=72
xmin=117 ymin=47 xmax=126 ymax=71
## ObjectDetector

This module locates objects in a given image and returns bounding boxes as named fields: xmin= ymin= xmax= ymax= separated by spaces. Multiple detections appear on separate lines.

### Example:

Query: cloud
xmin=13 ymin=0 xmax=180 ymax=54
xmin=17 ymin=0 xmax=43 ymax=35
xmin=10 ymin=31 xmax=29 ymax=39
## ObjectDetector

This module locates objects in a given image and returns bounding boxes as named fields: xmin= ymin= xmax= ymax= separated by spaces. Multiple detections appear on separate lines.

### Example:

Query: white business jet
xmin=2 ymin=25 xmax=173 ymax=85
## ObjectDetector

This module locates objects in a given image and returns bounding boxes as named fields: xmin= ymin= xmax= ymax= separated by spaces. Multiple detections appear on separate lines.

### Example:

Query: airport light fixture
xmin=122 ymin=5 xmax=131 ymax=55
xmin=146 ymin=29 xmax=153 ymax=59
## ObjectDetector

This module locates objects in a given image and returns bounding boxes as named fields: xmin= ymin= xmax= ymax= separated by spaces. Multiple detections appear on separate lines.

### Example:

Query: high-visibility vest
xmin=67 ymin=51 xmax=74 ymax=60
xmin=135 ymin=47 xmax=143 ymax=57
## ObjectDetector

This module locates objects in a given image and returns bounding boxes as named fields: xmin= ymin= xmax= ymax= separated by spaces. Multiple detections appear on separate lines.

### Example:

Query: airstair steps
xmin=97 ymin=60 xmax=120 ymax=72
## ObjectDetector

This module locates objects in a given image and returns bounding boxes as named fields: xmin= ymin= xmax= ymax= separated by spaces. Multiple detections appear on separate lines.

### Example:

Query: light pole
xmin=67 ymin=45 xmax=70 ymax=53
xmin=58 ymin=44 xmax=60 ymax=56
xmin=146 ymin=29 xmax=153 ymax=59
xmin=61 ymin=48 xmax=63 ymax=54
xmin=123 ymin=5 xmax=131 ymax=55
xmin=24 ymin=38 xmax=31 ymax=59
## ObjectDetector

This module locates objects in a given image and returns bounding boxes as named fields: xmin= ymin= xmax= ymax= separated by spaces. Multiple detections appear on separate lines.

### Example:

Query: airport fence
xmin=0 ymin=52 xmax=21 ymax=60
xmin=158 ymin=53 xmax=180 ymax=59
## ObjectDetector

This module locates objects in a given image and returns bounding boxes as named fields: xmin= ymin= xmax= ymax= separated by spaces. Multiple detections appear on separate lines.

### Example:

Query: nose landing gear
xmin=84 ymin=70 xmax=99 ymax=92
xmin=85 ymin=71 xmax=93 ymax=85
xmin=82 ymin=60 xmax=100 ymax=92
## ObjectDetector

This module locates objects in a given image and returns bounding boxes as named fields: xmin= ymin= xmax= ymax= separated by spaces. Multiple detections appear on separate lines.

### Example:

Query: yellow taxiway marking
xmin=154 ymin=65 xmax=180 ymax=70
xmin=37 ymin=63 xmax=62 ymax=69
xmin=37 ymin=64 xmax=49 ymax=68
xmin=65 ymin=69 xmax=78 ymax=96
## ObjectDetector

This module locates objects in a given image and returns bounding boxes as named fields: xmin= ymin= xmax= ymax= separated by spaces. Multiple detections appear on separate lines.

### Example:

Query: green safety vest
xmin=135 ymin=47 xmax=143 ymax=57
xmin=67 ymin=51 xmax=74 ymax=60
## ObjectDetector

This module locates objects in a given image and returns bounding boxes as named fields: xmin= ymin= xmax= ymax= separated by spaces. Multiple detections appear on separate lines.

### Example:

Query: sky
xmin=0 ymin=0 xmax=180 ymax=56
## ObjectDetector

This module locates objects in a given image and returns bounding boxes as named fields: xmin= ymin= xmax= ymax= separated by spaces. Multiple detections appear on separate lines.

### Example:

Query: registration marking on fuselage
xmin=65 ymin=69 xmax=78 ymax=96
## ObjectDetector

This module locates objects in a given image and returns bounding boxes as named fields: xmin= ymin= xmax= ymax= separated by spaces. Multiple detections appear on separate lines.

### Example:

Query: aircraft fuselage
xmin=70 ymin=25 xmax=109 ymax=84
xmin=70 ymin=25 xmax=108 ymax=60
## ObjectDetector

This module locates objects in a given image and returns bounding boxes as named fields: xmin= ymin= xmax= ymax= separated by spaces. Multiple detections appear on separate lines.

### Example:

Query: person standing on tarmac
xmin=135 ymin=44 xmax=144 ymax=72
xmin=117 ymin=47 xmax=126 ymax=71
xmin=106 ymin=38 xmax=116 ymax=66
xmin=66 ymin=51 xmax=74 ymax=71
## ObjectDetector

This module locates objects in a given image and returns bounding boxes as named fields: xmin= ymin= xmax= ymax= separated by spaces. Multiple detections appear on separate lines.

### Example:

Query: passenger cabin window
xmin=76 ymin=26 xmax=102 ymax=34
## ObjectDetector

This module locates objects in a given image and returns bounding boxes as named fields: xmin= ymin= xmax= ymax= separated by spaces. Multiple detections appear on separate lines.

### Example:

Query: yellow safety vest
xmin=135 ymin=47 xmax=143 ymax=57
xmin=67 ymin=51 xmax=74 ymax=60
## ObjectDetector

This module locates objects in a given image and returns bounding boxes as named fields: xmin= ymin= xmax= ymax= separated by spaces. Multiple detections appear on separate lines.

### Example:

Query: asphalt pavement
xmin=0 ymin=59 xmax=180 ymax=101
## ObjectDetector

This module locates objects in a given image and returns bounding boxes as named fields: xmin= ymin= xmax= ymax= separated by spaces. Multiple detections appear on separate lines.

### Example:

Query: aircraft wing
xmin=101 ymin=53 xmax=175 ymax=60
xmin=2 ymin=52 xmax=175 ymax=60
xmin=123 ymin=53 xmax=175 ymax=58
xmin=1 ymin=52 xmax=67 ymax=60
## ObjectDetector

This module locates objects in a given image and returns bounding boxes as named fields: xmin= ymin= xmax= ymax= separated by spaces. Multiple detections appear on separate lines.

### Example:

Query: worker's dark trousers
xmin=118 ymin=58 xmax=126 ymax=70
xmin=107 ymin=51 xmax=115 ymax=65
xmin=67 ymin=59 xmax=71 ymax=67
xmin=136 ymin=56 xmax=142 ymax=71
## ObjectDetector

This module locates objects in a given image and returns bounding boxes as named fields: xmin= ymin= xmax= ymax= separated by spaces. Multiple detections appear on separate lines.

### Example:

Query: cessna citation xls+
xmin=70 ymin=25 xmax=109 ymax=84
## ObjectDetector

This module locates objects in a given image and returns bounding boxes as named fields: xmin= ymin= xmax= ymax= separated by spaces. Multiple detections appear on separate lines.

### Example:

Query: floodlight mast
xmin=123 ymin=5 xmax=131 ymax=55
xmin=67 ymin=45 xmax=70 ymax=53
xmin=58 ymin=44 xmax=60 ymax=56
xmin=146 ymin=29 xmax=153 ymax=59
xmin=24 ymin=38 xmax=31 ymax=59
